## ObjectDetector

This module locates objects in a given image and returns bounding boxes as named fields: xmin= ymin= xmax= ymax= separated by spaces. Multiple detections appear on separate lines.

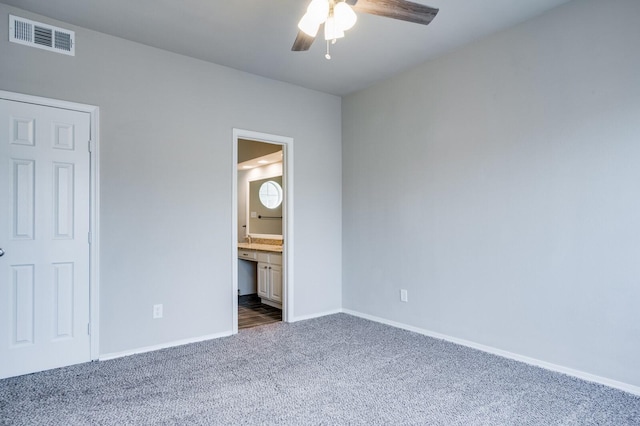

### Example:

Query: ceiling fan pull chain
xmin=325 ymin=40 xmax=331 ymax=60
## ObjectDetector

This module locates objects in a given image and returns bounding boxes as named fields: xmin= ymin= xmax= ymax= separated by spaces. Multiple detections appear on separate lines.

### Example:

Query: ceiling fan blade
xmin=292 ymin=30 xmax=316 ymax=51
xmin=352 ymin=0 xmax=439 ymax=26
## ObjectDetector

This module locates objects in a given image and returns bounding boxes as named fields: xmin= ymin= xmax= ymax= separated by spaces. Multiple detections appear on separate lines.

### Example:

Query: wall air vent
xmin=9 ymin=15 xmax=75 ymax=56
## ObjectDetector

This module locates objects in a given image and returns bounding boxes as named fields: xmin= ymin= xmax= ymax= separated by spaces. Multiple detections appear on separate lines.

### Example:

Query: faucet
xmin=245 ymin=235 xmax=252 ymax=245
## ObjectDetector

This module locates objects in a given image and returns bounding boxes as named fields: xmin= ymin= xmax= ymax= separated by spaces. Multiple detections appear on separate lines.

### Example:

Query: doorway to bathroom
xmin=232 ymin=129 xmax=293 ymax=333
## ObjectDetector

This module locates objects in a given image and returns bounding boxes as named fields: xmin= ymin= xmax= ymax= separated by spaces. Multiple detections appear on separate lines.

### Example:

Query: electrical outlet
xmin=400 ymin=289 xmax=408 ymax=303
xmin=153 ymin=304 xmax=163 ymax=319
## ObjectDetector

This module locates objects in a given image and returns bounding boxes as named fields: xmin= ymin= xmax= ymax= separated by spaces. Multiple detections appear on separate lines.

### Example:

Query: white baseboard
xmin=99 ymin=331 xmax=232 ymax=361
xmin=342 ymin=309 xmax=640 ymax=397
xmin=290 ymin=308 xmax=343 ymax=323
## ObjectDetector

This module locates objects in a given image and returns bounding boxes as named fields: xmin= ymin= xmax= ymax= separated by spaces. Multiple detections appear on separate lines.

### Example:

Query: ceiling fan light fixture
xmin=298 ymin=13 xmax=321 ymax=37
xmin=334 ymin=2 xmax=357 ymax=31
xmin=324 ymin=16 xmax=345 ymax=41
xmin=307 ymin=0 xmax=330 ymax=23
xmin=292 ymin=0 xmax=440 ymax=60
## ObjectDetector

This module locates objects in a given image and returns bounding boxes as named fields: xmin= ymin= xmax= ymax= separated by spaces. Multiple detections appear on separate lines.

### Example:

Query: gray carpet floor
xmin=1 ymin=313 xmax=639 ymax=425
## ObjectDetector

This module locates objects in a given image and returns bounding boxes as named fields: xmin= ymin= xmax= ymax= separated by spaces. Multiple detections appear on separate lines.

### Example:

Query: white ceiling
xmin=3 ymin=0 xmax=571 ymax=95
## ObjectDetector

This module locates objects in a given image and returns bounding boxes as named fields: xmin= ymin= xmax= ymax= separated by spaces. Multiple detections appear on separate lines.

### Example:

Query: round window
xmin=259 ymin=181 xmax=283 ymax=209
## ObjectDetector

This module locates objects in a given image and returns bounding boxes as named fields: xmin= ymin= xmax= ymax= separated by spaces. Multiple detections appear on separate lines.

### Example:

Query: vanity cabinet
xmin=238 ymin=248 xmax=282 ymax=308
xmin=257 ymin=263 xmax=282 ymax=304
xmin=257 ymin=252 xmax=282 ymax=307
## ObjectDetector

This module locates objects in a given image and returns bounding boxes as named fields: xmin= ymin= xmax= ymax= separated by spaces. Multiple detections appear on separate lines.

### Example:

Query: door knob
xmin=0 ymin=248 xmax=4 ymax=257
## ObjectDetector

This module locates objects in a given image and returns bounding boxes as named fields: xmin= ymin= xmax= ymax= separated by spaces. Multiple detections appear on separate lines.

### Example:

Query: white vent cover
xmin=9 ymin=15 xmax=75 ymax=56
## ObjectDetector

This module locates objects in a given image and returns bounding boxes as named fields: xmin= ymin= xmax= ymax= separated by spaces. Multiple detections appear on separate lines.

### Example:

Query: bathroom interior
xmin=237 ymin=139 xmax=285 ymax=329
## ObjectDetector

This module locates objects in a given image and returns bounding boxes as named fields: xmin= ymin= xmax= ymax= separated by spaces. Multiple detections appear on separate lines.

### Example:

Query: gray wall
xmin=0 ymin=4 xmax=342 ymax=355
xmin=343 ymin=0 xmax=640 ymax=388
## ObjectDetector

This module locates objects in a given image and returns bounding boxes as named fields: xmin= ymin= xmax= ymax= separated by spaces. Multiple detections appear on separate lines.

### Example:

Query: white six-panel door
xmin=0 ymin=99 xmax=91 ymax=378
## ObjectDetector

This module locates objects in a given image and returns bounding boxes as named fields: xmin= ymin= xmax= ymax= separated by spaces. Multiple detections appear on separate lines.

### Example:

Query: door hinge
xmin=88 ymin=140 xmax=93 ymax=153
xmin=87 ymin=323 xmax=91 ymax=335
xmin=88 ymin=231 xmax=92 ymax=244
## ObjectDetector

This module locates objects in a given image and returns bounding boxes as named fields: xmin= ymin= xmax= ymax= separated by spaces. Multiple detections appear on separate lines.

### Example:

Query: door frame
xmin=0 ymin=90 xmax=100 ymax=361
xmin=232 ymin=129 xmax=293 ymax=333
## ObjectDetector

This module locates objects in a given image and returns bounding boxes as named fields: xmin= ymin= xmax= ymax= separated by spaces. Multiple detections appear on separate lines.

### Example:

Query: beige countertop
xmin=238 ymin=242 xmax=283 ymax=253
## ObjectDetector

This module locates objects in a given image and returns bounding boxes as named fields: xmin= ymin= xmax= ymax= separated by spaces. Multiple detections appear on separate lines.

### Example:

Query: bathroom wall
xmin=237 ymin=162 xmax=284 ymax=242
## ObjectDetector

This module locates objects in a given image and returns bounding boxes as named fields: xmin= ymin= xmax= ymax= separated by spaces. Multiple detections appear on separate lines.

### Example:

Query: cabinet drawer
xmin=256 ymin=252 xmax=282 ymax=264
xmin=238 ymin=250 xmax=257 ymax=261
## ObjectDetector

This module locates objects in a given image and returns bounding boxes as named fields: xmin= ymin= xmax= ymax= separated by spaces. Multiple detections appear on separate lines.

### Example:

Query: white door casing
xmin=0 ymin=94 xmax=98 ymax=378
xmin=232 ymin=129 xmax=293 ymax=334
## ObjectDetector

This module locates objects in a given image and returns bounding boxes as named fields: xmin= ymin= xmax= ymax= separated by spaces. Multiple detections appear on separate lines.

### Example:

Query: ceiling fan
xmin=292 ymin=0 xmax=439 ymax=59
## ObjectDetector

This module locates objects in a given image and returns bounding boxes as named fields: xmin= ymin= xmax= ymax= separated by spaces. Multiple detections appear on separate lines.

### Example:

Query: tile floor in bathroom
xmin=238 ymin=294 xmax=282 ymax=329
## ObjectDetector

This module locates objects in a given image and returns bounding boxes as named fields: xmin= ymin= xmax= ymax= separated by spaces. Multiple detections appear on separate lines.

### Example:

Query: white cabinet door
xmin=257 ymin=262 xmax=270 ymax=299
xmin=0 ymin=99 xmax=91 ymax=379
xmin=269 ymin=264 xmax=282 ymax=303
